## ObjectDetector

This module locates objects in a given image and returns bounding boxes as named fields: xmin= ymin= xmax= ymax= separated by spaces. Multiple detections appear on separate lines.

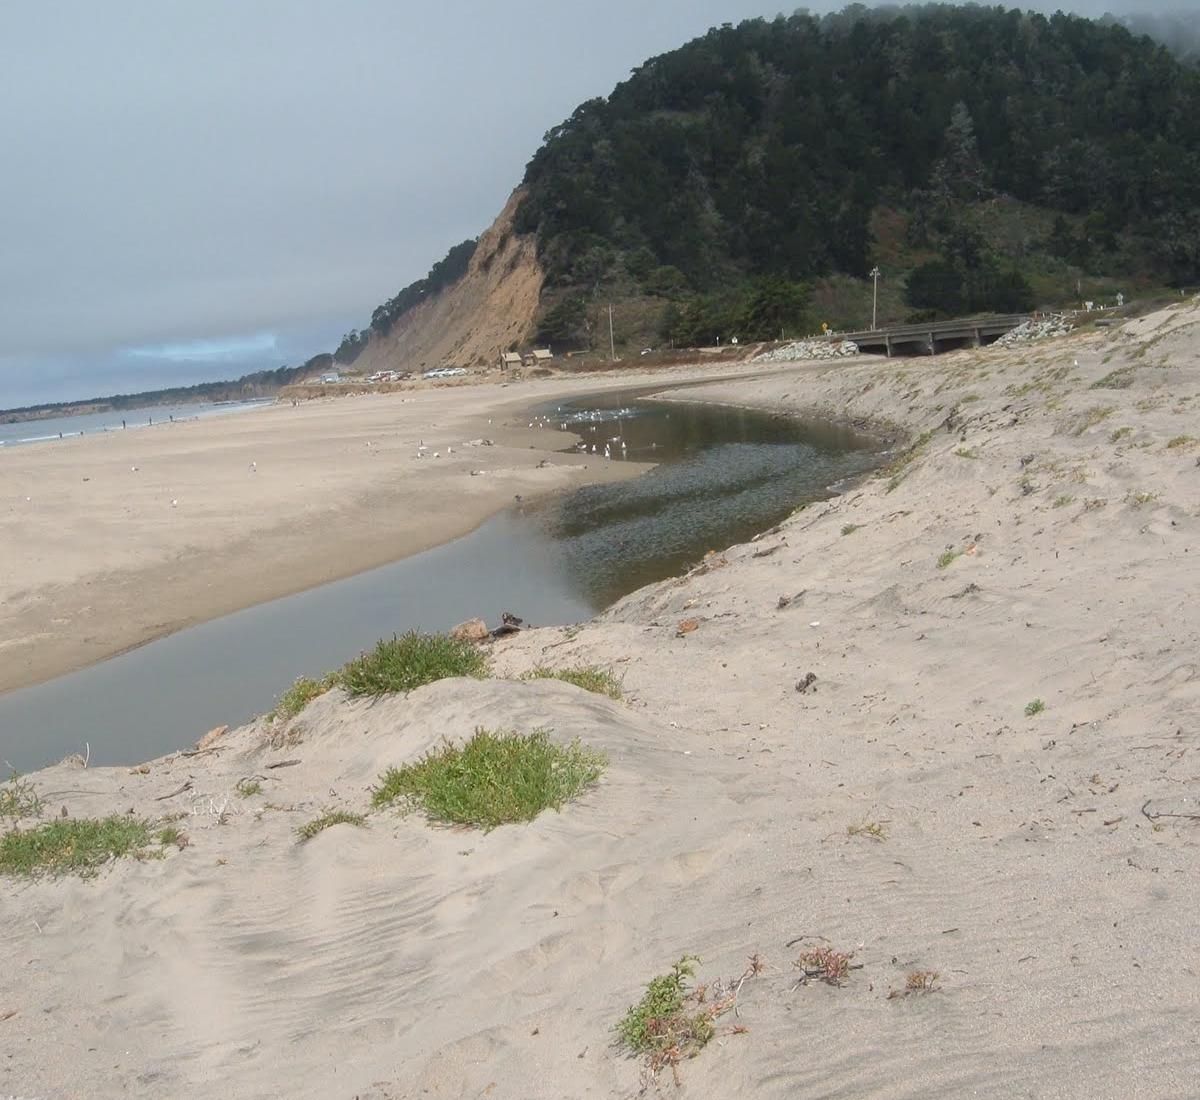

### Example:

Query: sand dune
xmin=3 ymin=301 xmax=1199 ymax=1098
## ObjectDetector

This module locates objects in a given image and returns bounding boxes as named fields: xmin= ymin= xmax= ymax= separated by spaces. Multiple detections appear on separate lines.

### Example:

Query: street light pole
xmin=869 ymin=266 xmax=881 ymax=330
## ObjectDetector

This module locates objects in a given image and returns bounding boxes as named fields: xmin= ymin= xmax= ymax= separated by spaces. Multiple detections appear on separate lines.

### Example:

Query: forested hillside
xmin=339 ymin=5 xmax=1200 ymax=366
xmin=512 ymin=4 xmax=1200 ymax=346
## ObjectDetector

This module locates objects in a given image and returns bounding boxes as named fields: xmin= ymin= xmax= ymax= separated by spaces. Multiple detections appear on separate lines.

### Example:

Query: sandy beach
xmin=3 ymin=301 xmax=1199 ymax=1098
xmin=0 ymin=364 xmax=771 ymax=695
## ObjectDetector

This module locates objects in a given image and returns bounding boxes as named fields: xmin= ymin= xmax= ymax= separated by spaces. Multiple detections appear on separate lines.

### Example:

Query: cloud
xmin=0 ymin=0 xmax=1190 ymax=406
xmin=124 ymin=333 xmax=279 ymax=363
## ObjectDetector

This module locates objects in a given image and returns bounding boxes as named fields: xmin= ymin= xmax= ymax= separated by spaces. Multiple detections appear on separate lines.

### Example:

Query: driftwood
xmin=1141 ymin=799 xmax=1200 ymax=823
xmin=154 ymin=780 xmax=193 ymax=801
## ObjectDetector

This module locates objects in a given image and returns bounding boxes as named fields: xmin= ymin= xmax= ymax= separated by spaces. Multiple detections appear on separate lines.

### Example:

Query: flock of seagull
xmin=533 ymin=406 xmax=641 ymax=460
xmin=408 ymin=406 xmax=644 ymax=464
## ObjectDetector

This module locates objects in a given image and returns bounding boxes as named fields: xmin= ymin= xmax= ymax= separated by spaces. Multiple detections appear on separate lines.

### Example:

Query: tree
xmin=643 ymin=265 xmax=690 ymax=298
xmin=975 ymin=268 xmax=1036 ymax=313
xmin=1046 ymin=215 xmax=1076 ymax=260
xmin=905 ymin=260 xmax=965 ymax=315
xmin=537 ymin=296 xmax=589 ymax=347
xmin=738 ymin=276 xmax=811 ymax=339
xmin=942 ymin=102 xmax=989 ymax=201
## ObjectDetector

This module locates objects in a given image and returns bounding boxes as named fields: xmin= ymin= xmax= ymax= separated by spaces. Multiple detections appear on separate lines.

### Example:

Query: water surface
xmin=0 ymin=396 xmax=884 ymax=770
xmin=0 ymin=399 xmax=273 ymax=447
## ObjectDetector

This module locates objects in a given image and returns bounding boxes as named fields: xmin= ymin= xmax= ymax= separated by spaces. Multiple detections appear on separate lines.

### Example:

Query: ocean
xmin=0 ymin=398 xmax=274 ymax=447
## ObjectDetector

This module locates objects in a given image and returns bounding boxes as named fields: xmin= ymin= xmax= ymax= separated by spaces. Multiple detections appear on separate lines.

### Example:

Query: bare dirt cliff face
xmin=354 ymin=190 xmax=544 ymax=375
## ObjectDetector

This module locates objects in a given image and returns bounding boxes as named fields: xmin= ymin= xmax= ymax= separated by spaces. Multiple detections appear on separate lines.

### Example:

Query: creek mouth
xmin=0 ymin=394 xmax=886 ymax=771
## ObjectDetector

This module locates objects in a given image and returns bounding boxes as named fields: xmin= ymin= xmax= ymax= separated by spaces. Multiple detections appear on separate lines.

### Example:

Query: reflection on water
xmin=0 ymin=395 xmax=885 ymax=770
xmin=528 ymin=395 xmax=881 ymax=606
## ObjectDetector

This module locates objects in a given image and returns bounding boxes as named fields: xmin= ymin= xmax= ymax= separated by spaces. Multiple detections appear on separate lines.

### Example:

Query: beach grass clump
xmin=1125 ymin=490 xmax=1159 ymax=507
xmin=617 ymin=956 xmax=723 ymax=1071
xmin=0 ymin=771 xmax=43 ymax=822
xmin=1052 ymin=493 xmax=1076 ymax=508
xmin=1025 ymin=698 xmax=1046 ymax=717
xmin=1166 ymin=434 xmax=1197 ymax=450
xmin=848 ymin=819 xmax=888 ymax=841
xmin=889 ymin=970 xmax=941 ymax=999
xmin=1070 ymin=405 xmax=1115 ymax=436
xmin=881 ymin=429 xmax=934 ymax=494
xmin=936 ymin=548 xmax=962 ymax=570
xmin=1090 ymin=367 xmax=1136 ymax=390
xmin=905 ymin=969 xmax=940 ymax=992
xmin=339 ymin=631 xmax=489 ymax=697
xmin=0 ymin=815 xmax=152 ymax=877
xmin=1110 ymin=426 xmax=1132 ymax=443
xmin=794 ymin=945 xmax=857 ymax=986
xmin=841 ymin=523 xmax=862 ymax=536
xmin=296 ymin=810 xmax=367 ymax=841
xmin=157 ymin=824 xmax=187 ymax=849
xmin=270 ymin=672 xmax=340 ymax=722
xmin=372 ymin=728 xmax=605 ymax=830
xmin=524 ymin=665 xmax=623 ymax=699
xmin=235 ymin=778 xmax=263 ymax=798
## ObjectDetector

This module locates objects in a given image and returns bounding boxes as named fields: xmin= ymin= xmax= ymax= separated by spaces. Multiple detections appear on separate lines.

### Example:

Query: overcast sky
xmin=0 ymin=1 xmax=1189 ymax=407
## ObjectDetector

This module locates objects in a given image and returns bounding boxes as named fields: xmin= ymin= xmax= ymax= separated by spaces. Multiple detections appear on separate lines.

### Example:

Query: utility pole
xmin=608 ymin=304 xmax=616 ymax=361
xmin=869 ymin=266 xmax=881 ymax=330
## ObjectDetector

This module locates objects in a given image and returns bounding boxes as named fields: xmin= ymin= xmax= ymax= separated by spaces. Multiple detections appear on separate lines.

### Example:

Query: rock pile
xmin=992 ymin=315 xmax=1073 ymax=348
xmin=755 ymin=338 xmax=860 ymax=363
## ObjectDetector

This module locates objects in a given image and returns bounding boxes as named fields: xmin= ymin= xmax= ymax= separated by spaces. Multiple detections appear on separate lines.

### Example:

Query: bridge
xmin=839 ymin=313 xmax=1031 ymax=356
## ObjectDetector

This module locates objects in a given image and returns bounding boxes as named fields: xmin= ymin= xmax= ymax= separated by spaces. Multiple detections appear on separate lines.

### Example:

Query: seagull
xmin=171 ymin=499 xmax=178 ymax=507
xmin=131 ymin=465 xmax=138 ymax=472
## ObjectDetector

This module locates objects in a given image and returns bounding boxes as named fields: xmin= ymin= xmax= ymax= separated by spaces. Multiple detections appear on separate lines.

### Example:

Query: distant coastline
xmin=0 ymin=397 xmax=274 ymax=448
xmin=1 ymin=360 xmax=316 ymax=423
